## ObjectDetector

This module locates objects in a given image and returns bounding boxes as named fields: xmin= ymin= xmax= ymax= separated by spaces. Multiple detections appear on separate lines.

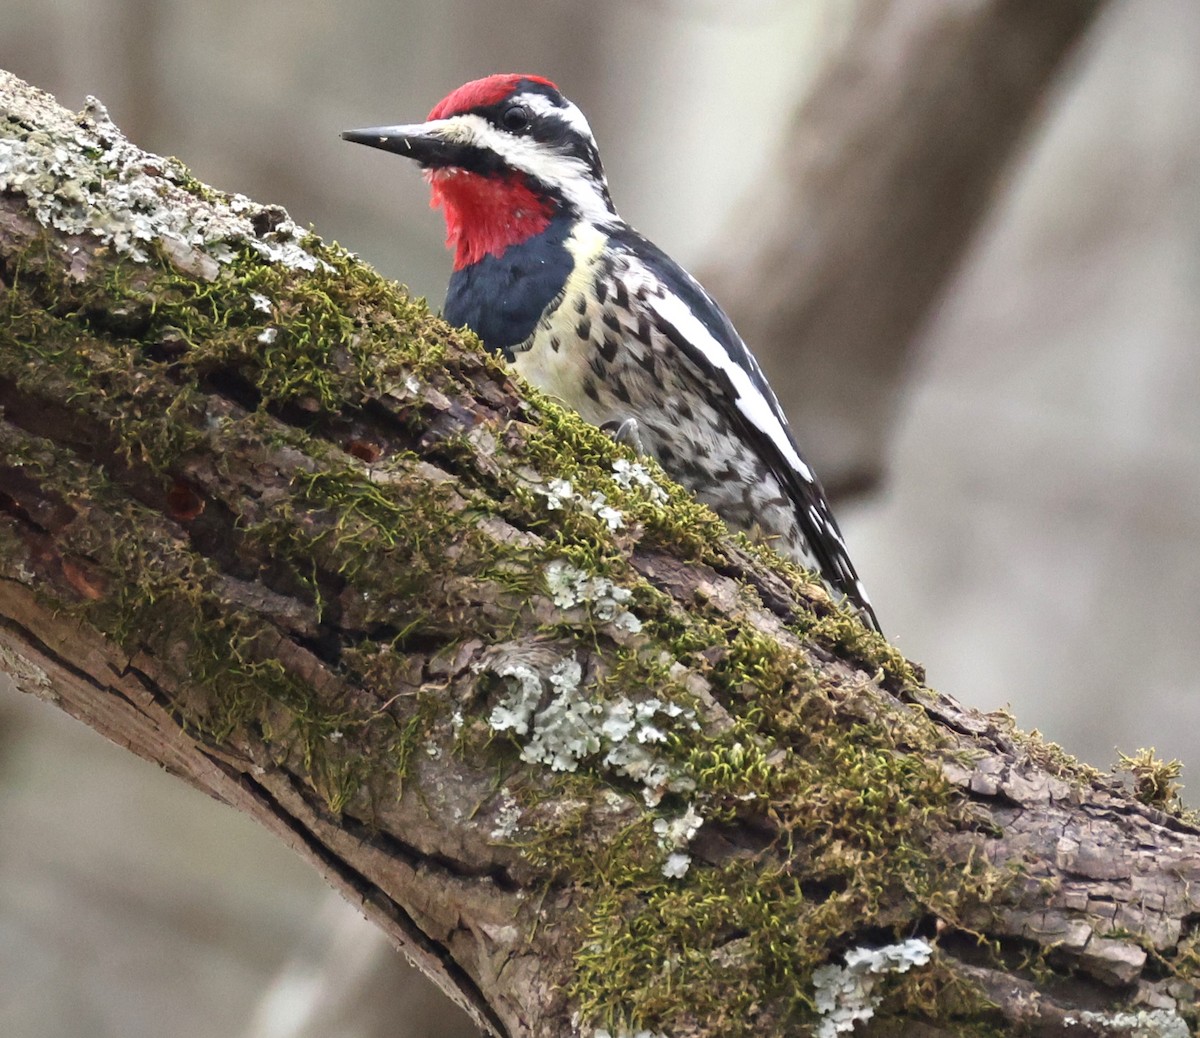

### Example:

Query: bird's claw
xmin=601 ymin=417 xmax=644 ymax=455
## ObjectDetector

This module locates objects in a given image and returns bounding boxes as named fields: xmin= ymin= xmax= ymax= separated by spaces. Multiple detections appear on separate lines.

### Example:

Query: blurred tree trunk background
xmin=3 ymin=1 xmax=1199 ymax=1036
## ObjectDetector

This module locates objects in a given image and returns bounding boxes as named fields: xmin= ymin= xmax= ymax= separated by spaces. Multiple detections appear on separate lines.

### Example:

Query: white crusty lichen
xmin=611 ymin=459 xmax=669 ymax=503
xmin=811 ymin=939 xmax=933 ymax=1038
xmin=1063 ymin=1009 xmax=1190 ymax=1038
xmin=661 ymin=852 xmax=692 ymax=879
xmin=542 ymin=478 xmax=578 ymax=510
xmin=534 ymin=461 xmax=668 ymax=534
xmin=587 ymin=491 xmax=625 ymax=532
xmin=654 ymin=803 xmax=704 ymax=878
xmin=545 ymin=558 xmax=642 ymax=633
xmin=0 ymin=80 xmax=327 ymax=275
xmin=536 ymin=477 xmax=625 ymax=531
xmin=489 ymin=789 xmax=522 ymax=841
xmin=593 ymin=1029 xmax=666 ymax=1038
xmin=481 ymin=650 xmax=697 ymax=806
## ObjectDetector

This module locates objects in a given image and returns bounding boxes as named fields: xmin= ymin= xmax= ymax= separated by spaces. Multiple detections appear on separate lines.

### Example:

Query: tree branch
xmin=1 ymin=69 xmax=1196 ymax=1038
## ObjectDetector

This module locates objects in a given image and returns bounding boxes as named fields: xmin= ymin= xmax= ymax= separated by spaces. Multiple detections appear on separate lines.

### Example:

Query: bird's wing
xmin=608 ymin=226 xmax=879 ymax=630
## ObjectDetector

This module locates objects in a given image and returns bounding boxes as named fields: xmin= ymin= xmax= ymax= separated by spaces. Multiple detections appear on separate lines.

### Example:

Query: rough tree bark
xmin=700 ymin=0 xmax=1108 ymax=499
xmin=1 ymin=70 xmax=1196 ymax=1038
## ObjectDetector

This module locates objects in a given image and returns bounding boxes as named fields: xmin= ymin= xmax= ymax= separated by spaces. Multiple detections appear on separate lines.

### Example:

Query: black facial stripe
xmin=417 ymin=138 xmax=510 ymax=176
xmin=423 ymin=136 xmax=575 ymax=210
xmin=413 ymin=128 xmax=577 ymax=206
xmin=459 ymin=102 xmax=607 ymax=186
xmin=526 ymin=114 xmax=605 ymax=184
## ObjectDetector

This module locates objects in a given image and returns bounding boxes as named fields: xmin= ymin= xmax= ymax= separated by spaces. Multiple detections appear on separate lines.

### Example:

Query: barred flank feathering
xmin=343 ymin=75 xmax=880 ymax=631
xmin=512 ymin=223 xmax=879 ymax=629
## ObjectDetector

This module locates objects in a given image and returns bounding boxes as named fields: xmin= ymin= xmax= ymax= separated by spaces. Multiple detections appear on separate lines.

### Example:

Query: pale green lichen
xmin=660 ymin=853 xmax=690 ymax=879
xmin=812 ymin=939 xmax=934 ymax=1037
xmin=1 ymin=97 xmax=328 ymax=276
xmin=0 ymin=95 xmax=327 ymax=273
xmin=652 ymin=804 xmax=703 ymax=847
xmin=533 ymin=474 xmax=626 ymax=531
xmin=1064 ymin=1009 xmax=1190 ymax=1038
xmin=542 ymin=477 xmax=579 ymax=511
xmin=610 ymin=458 xmax=669 ymax=504
xmin=545 ymin=558 xmax=642 ymax=633
xmin=592 ymin=1029 xmax=666 ymax=1038
xmin=489 ymin=789 xmax=522 ymax=841
xmin=483 ymin=649 xmax=697 ymax=810
xmin=653 ymin=803 xmax=703 ymax=878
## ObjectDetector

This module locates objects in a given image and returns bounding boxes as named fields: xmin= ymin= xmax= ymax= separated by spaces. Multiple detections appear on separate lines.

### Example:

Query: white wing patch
xmin=646 ymin=288 xmax=814 ymax=485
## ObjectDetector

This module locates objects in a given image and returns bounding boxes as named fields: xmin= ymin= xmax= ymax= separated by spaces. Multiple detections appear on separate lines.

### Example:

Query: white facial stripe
xmin=437 ymin=113 xmax=614 ymax=224
xmin=646 ymin=289 xmax=814 ymax=484
xmin=436 ymin=115 xmax=481 ymax=145
xmin=520 ymin=93 xmax=595 ymax=140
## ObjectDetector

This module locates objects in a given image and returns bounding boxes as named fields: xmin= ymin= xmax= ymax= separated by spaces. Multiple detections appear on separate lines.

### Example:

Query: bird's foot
xmin=601 ymin=417 xmax=644 ymax=455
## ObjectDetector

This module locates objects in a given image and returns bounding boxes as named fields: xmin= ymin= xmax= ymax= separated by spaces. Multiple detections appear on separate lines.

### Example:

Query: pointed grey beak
xmin=341 ymin=120 xmax=460 ymax=167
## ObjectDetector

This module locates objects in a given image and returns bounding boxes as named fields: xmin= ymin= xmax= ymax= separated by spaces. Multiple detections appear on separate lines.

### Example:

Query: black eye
xmin=501 ymin=104 xmax=531 ymax=133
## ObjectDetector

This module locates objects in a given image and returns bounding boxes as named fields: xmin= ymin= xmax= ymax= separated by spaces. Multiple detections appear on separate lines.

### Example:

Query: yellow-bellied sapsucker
xmin=344 ymin=74 xmax=880 ymax=631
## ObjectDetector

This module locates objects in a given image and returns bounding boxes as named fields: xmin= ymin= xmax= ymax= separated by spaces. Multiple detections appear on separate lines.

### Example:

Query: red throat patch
xmin=428 ymin=168 xmax=556 ymax=270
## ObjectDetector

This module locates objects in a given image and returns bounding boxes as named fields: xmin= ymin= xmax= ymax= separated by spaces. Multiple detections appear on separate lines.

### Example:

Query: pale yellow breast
xmin=509 ymin=223 xmax=615 ymax=427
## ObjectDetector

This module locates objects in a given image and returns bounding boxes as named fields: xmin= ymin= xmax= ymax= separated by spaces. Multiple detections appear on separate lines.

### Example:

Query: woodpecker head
xmin=343 ymin=75 xmax=616 ymax=269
